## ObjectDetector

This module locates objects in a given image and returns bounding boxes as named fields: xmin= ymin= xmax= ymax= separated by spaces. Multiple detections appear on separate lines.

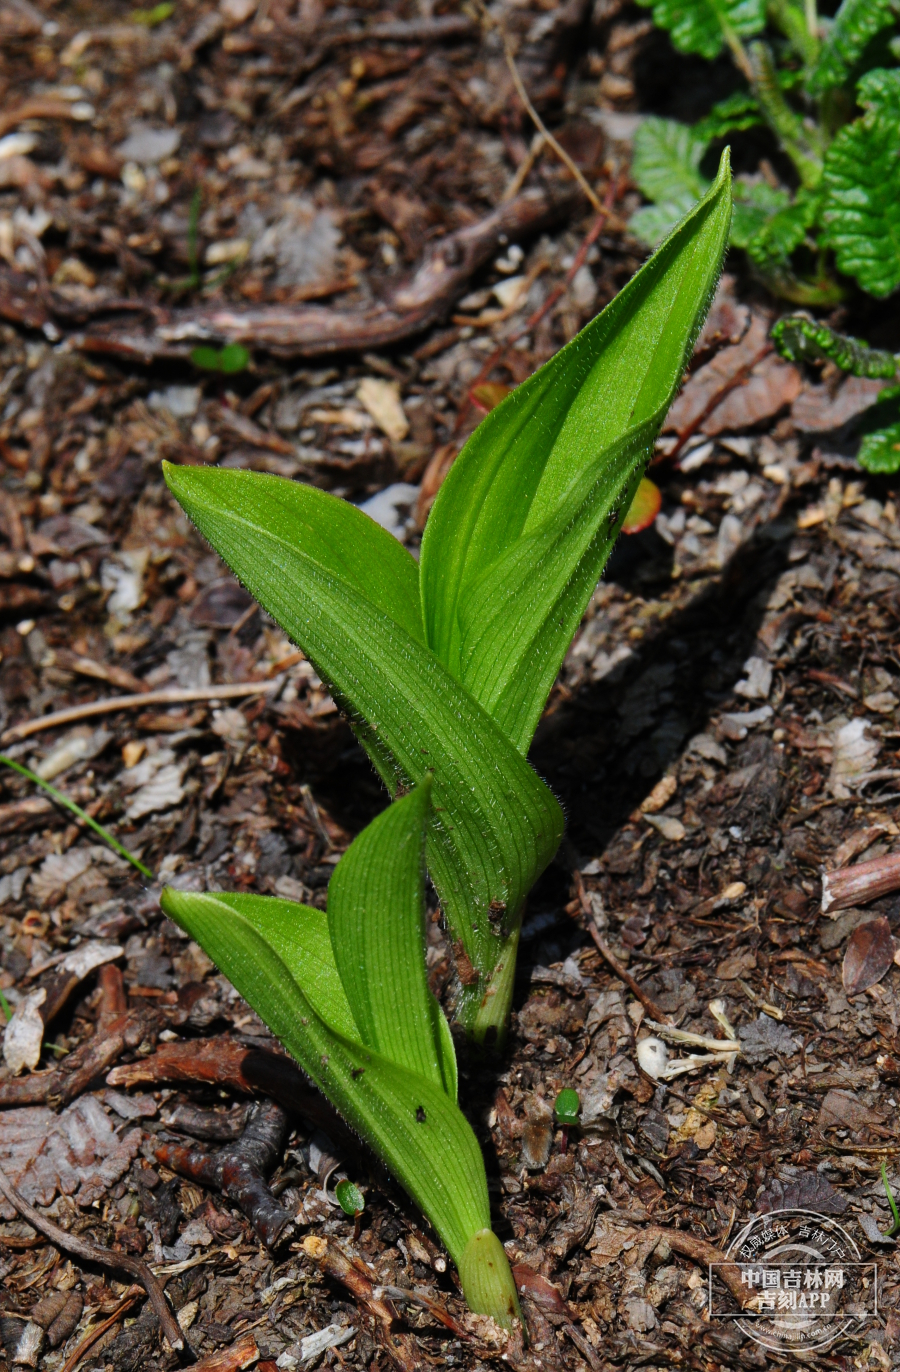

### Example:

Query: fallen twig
xmin=0 ymin=680 xmax=280 ymax=743
xmin=0 ymin=1162 xmax=184 ymax=1351
xmin=0 ymin=1008 xmax=162 ymax=1108
xmin=107 ymin=1033 xmax=355 ymax=1149
xmin=301 ymin=1236 xmax=424 ymax=1372
xmin=822 ymin=851 xmax=900 ymax=915
xmin=59 ymin=1289 xmax=142 ymax=1372
xmin=586 ymin=921 xmax=673 ymax=1025
xmin=0 ymin=188 xmax=576 ymax=362
xmin=155 ymin=1101 xmax=294 ymax=1249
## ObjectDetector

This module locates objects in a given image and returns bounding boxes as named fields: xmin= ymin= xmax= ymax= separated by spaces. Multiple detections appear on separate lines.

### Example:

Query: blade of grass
xmin=0 ymin=754 xmax=153 ymax=879
xmin=882 ymin=1161 xmax=900 ymax=1237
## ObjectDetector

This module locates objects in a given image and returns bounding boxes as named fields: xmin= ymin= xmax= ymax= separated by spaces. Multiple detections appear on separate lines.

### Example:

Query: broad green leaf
xmin=631 ymin=118 xmax=709 ymax=206
xmin=328 ymin=781 xmax=456 ymax=1098
xmin=772 ymin=314 xmax=897 ymax=377
xmin=161 ymin=886 xmax=490 ymax=1265
xmin=859 ymin=422 xmax=900 ymax=472
xmin=809 ymin=0 xmax=899 ymax=94
xmin=746 ymin=191 xmax=819 ymax=269
xmin=162 ymin=464 xmax=564 ymax=1006
xmin=420 ymin=154 xmax=733 ymax=753
xmin=634 ymin=0 xmax=765 ymax=59
xmin=821 ymin=106 xmax=900 ymax=298
xmin=173 ymin=890 xmax=360 ymax=1038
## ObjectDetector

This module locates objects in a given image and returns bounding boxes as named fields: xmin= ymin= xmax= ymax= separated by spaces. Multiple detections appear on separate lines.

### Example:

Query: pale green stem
xmin=804 ymin=0 xmax=817 ymax=42
xmin=767 ymin=0 xmax=818 ymax=65
xmin=747 ymin=41 xmax=823 ymax=188
xmin=458 ymin=1229 xmax=523 ymax=1330
xmin=457 ymin=921 xmax=522 ymax=1047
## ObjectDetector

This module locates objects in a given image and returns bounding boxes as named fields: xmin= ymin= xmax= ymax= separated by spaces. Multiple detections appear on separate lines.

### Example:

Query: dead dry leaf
xmin=791 ymin=375 xmax=887 ymax=433
xmin=757 ymin=1169 xmax=849 ymax=1214
xmin=2 ymin=987 xmax=46 ymax=1074
xmin=0 ymin=1097 xmax=141 ymax=1217
xmin=842 ymin=916 xmax=896 ymax=995
xmin=818 ymin=1089 xmax=885 ymax=1133
xmin=829 ymin=717 xmax=880 ymax=797
xmin=701 ymin=353 xmax=801 ymax=435
xmin=357 ymin=378 xmax=408 ymax=443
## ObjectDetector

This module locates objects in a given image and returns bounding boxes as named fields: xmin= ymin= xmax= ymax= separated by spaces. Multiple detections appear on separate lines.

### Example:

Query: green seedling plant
xmin=629 ymin=0 xmax=900 ymax=304
xmin=190 ymin=343 xmax=251 ymax=374
xmin=772 ymin=313 xmax=900 ymax=471
xmin=160 ymin=157 xmax=733 ymax=1325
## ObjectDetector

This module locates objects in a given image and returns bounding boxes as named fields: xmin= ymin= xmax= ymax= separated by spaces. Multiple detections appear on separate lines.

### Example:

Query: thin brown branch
xmin=59 ymin=1290 xmax=142 ymax=1372
xmin=1 ymin=681 xmax=279 ymax=743
xmin=44 ymin=188 xmax=574 ymax=362
xmin=585 ymin=920 xmax=673 ymax=1025
xmin=0 ymin=1162 xmax=185 ymax=1351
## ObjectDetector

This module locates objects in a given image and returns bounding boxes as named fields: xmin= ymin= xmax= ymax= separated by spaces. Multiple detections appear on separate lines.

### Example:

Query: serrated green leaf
xmin=858 ymin=66 xmax=900 ymax=111
xmin=629 ymin=199 xmax=697 ymax=248
xmin=162 ymin=462 xmax=564 ymax=1033
xmin=859 ymin=421 xmax=900 ymax=471
xmin=634 ymin=0 xmax=765 ymax=58
xmin=809 ymin=0 xmax=900 ymax=94
xmin=771 ymin=314 xmax=897 ymax=376
xmin=746 ymin=191 xmax=819 ymax=269
xmin=328 ymin=781 xmax=456 ymax=1098
xmin=695 ymin=91 xmax=763 ymax=143
xmin=821 ymin=107 xmax=900 ymax=297
xmin=730 ymin=179 xmax=792 ymax=248
xmin=420 ymin=155 xmax=732 ymax=755
xmin=160 ymin=886 xmax=489 ymax=1265
xmin=631 ymin=118 xmax=710 ymax=205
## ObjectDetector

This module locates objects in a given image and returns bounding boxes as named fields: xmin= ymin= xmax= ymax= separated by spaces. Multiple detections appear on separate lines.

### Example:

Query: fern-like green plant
xmin=630 ymin=0 xmax=900 ymax=303
xmin=159 ymin=159 xmax=732 ymax=1325
xmin=771 ymin=313 xmax=900 ymax=471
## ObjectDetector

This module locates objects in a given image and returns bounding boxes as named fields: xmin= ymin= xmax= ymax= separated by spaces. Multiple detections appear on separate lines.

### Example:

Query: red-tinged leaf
xmin=470 ymin=382 xmax=513 ymax=413
xmin=621 ymin=477 xmax=662 ymax=534
xmin=842 ymin=915 xmax=896 ymax=996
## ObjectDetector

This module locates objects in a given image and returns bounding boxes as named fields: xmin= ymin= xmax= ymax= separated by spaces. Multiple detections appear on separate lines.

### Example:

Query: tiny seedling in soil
xmin=554 ymin=1088 xmax=581 ymax=1153
xmin=190 ymin=343 xmax=251 ymax=374
xmin=335 ymin=1179 xmax=365 ymax=1238
xmin=161 ymin=158 xmax=732 ymax=1324
xmin=630 ymin=0 xmax=900 ymax=305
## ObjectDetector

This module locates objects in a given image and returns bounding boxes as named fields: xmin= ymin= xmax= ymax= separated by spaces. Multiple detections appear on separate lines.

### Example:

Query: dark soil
xmin=1 ymin=2 xmax=900 ymax=1371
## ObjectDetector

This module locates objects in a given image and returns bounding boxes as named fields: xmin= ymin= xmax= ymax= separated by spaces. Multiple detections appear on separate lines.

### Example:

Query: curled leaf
xmin=621 ymin=477 xmax=662 ymax=534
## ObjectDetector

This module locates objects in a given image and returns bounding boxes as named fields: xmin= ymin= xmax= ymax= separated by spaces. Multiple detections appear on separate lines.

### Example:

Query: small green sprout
xmin=554 ymin=1089 xmax=581 ymax=1154
xmin=130 ymin=1 xmax=174 ymax=24
xmin=554 ymin=1089 xmax=581 ymax=1125
xmin=335 ymin=1178 xmax=365 ymax=1237
xmin=160 ymin=163 xmax=732 ymax=1327
xmin=190 ymin=343 xmax=251 ymax=374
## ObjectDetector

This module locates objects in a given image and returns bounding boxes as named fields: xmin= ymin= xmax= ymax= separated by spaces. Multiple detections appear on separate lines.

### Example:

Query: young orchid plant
xmin=161 ymin=153 xmax=732 ymax=1326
